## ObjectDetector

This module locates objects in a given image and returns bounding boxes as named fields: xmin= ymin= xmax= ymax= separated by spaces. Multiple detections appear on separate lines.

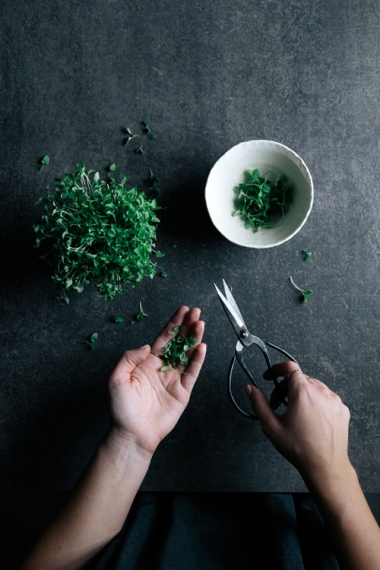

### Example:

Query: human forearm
xmin=306 ymin=464 xmax=380 ymax=570
xmin=22 ymin=429 xmax=152 ymax=570
xmin=247 ymin=363 xmax=380 ymax=570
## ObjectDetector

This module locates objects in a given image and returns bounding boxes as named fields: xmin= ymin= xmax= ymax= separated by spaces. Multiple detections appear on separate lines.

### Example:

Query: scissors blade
xmin=222 ymin=279 xmax=247 ymax=326
xmin=214 ymin=282 xmax=245 ymax=337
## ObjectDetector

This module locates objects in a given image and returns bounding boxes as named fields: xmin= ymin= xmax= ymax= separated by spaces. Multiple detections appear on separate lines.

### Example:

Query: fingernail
xmin=139 ymin=344 xmax=150 ymax=350
xmin=245 ymin=385 xmax=253 ymax=396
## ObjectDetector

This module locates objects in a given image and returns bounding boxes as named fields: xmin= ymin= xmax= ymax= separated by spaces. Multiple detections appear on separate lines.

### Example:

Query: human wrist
xmin=101 ymin=426 xmax=155 ymax=471
xmin=302 ymin=459 xmax=358 ymax=501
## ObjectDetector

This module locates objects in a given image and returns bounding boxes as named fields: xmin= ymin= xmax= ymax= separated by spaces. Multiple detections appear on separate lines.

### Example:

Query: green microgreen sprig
xmin=114 ymin=315 xmax=124 ymax=323
xmin=136 ymin=301 xmax=148 ymax=322
xmin=34 ymin=162 xmax=163 ymax=303
xmin=232 ymin=169 xmax=292 ymax=231
xmin=159 ymin=326 xmax=197 ymax=372
xmin=148 ymin=168 xmax=160 ymax=192
xmin=142 ymin=120 xmax=150 ymax=133
xmin=301 ymin=249 xmax=311 ymax=261
xmin=142 ymin=121 xmax=157 ymax=140
xmin=124 ymin=127 xmax=139 ymax=145
xmin=40 ymin=156 xmax=50 ymax=170
xmin=289 ymin=276 xmax=313 ymax=303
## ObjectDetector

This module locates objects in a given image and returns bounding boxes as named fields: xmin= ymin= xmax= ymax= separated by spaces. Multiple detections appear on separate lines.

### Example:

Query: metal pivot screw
xmin=240 ymin=329 xmax=249 ymax=339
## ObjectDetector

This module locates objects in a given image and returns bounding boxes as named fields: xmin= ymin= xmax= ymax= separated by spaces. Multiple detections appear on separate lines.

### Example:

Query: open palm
xmin=108 ymin=306 xmax=206 ymax=454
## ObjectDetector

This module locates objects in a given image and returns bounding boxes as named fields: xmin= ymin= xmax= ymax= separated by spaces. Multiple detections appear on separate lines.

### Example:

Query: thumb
xmin=245 ymin=385 xmax=279 ymax=436
xmin=122 ymin=344 xmax=151 ymax=372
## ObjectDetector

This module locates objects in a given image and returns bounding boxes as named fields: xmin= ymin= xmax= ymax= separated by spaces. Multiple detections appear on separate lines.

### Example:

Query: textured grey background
xmin=1 ymin=0 xmax=380 ymax=492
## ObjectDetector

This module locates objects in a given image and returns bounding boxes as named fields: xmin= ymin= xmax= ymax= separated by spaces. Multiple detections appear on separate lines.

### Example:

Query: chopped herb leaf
xmin=40 ymin=156 xmax=50 ymax=170
xmin=142 ymin=120 xmax=150 ymax=133
xmin=232 ymin=169 xmax=292 ymax=232
xmin=34 ymin=163 xmax=163 ymax=302
xmin=289 ymin=276 xmax=313 ymax=304
xmin=136 ymin=301 xmax=148 ymax=322
xmin=135 ymin=145 xmax=143 ymax=154
xmin=149 ymin=134 xmax=157 ymax=140
xmin=149 ymin=168 xmax=159 ymax=185
xmin=87 ymin=332 xmax=98 ymax=350
xmin=148 ymin=168 xmax=160 ymax=192
xmin=109 ymin=163 xmax=116 ymax=172
xmin=301 ymin=249 xmax=311 ymax=261
xmin=124 ymin=127 xmax=139 ymax=145
xmin=114 ymin=315 xmax=124 ymax=323
xmin=159 ymin=326 xmax=197 ymax=371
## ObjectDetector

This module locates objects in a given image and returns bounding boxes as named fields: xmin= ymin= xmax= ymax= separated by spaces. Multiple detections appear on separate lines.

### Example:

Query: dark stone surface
xmin=1 ymin=0 xmax=380 ymax=492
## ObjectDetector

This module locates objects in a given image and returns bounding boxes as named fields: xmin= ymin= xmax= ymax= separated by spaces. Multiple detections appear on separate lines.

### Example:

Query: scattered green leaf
xmin=87 ymin=332 xmax=98 ymax=350
xmin=289 ymin=276 xmax=313 ymax=304
xmin=109 ymin=163 xmax=116 ymax=172
xmin=135 ymin=145 xmax=143 ymax=154
xmin=149 ymin=134 xmax=157 ymax=140
xmin=232 ymin=169 xmax=292 ymax=232
xmin=301 ymin=249 xmax=311 ymax=261
xmin=40 ymin=156 xmax=50 ymax=170
xmin=148 ymin=168 xmax=160 ymax=192
xmin=34 ymin=163 xmax=163 ymax=302
xmin=124 ymin=127 xmax=139 ymax=145
xmin=159 ymin=326 xmax=197 ymax=371
xmin=114 ymin=315 xmax=124 ymax=323
xmin=136 ymin=301 xmax=148 ymax=322
xmin=142 ymin=120 xmax=150 ymax=133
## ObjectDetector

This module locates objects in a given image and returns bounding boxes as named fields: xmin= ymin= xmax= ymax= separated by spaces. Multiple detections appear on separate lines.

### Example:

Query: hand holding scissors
xmin=215 ymin=279 xmax=298 ymax=419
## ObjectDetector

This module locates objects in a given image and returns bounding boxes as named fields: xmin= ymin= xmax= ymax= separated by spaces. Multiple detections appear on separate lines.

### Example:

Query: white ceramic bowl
xmin=205 ymin=140 xmax=314 ymax=248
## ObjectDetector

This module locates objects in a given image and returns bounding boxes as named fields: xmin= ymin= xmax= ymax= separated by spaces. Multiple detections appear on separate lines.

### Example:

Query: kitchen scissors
xmin=215 ymin=279 xmax=298 ymax=419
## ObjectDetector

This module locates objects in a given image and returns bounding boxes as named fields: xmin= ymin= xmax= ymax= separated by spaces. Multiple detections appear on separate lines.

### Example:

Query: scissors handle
xmin=228 ymin=341 xmax=298 ymax=419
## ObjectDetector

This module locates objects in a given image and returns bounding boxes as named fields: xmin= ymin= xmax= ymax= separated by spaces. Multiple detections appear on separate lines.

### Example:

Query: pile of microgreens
xmin=232 ymin=169 xmax=292 ymax=231
xmin=34 ymin=162 xmax=163 ymax=303
xmin=159 ymin=326 xmax=197 ymax=372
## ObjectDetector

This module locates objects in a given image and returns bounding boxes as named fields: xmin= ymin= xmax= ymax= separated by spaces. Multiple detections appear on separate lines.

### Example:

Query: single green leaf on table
xmin=159 ymin=326 xmax=197 ymax=371
xmin=148 ymin=168 xmax=160 ymax=192
xmin=109 ymin=163 xmax=116 ymax=172
xmin=289 ymin=276 xmax=313 ymax=304
xmin=142 ymin=120 xmax=157 ymax=139
xmin=135 ymin=145 xmax=143 ymax=154
xmin=142 ymin=120 xmax=150 ymax=133
xmin=124 ymin=127 xmax=139 ymax=145
xmin=40 ymin=156 xmax=50 ymax=170
xmin=301 ymin=249 xmax=311 ymax=262
xmin=114 ymin=315 xmax=124 ymax=323
xmin=87 ymin=332 xmax=98 ymax=350
xmin=136 ymin=301 xmax=148 ymax=322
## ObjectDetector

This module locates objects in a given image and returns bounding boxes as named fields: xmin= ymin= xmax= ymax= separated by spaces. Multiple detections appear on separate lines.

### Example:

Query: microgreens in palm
xmin=289 ymin=276 xmax=313 ymax=303
xmin=34 ymin=162 xmax=163 ymax=303
xmin=159 ymin=326 xmax=197 ymax=371
xmin=232 ymin=169 xmax=292 ymax=231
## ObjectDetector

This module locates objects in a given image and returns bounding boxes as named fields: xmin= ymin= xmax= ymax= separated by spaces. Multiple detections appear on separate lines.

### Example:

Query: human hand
xmin=245 ymin=362 xmax=351 ymax=486
xmin=106 ymin=306 xmax=206 ymax=458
